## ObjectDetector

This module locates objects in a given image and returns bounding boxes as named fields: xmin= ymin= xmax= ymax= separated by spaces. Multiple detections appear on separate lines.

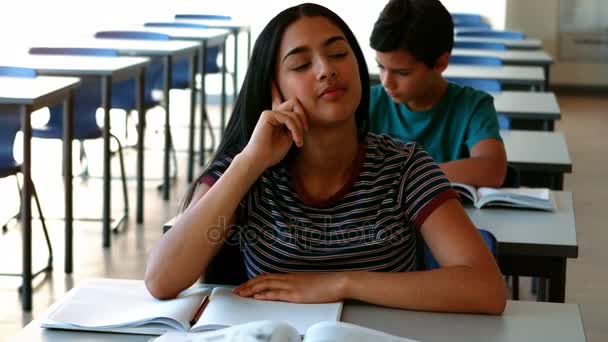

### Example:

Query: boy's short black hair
xmin=370 ymin=0 xmax=453 ymax=68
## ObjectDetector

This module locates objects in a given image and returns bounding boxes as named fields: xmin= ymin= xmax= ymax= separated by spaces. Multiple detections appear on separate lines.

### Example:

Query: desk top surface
xmin=451 ymin=48 xmax=553 ymax=64
xmin=0 ymin=55 xmax=148 ymax=76
xmin=491 ymin=91 xmax=560 ymax=118
xmin=0 ymin=76 xmax=80 ymax=105
xmin=502 ymin=130 xmax=572 ymax=170
xmin=455 ymin=36 xmax=543 ymax=49
xmin=14 ymin=300 xmax=586 ymax=342
xmin=466 ymin=191 xmax=578 ymax=257
xmin=30 ymin=38 xmax=200 ymax=57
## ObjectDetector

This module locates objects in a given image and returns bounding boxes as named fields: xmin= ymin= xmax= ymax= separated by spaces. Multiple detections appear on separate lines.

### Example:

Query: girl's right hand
xmin=240 ymin=83 xmax=309 ymax=171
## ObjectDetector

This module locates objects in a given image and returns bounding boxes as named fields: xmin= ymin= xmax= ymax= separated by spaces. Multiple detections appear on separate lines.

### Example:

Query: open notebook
xmin=154 ymin=320 xmax=418 ymax=342
xmin=40 ymin=279 xmax=343 ymax=336
xmin=452 ymin=183 xmax=556 ymax=211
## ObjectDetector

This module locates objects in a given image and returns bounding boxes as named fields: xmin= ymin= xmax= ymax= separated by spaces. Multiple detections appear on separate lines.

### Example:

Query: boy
xmin=369 ymin=0 xmax=507 ymax=187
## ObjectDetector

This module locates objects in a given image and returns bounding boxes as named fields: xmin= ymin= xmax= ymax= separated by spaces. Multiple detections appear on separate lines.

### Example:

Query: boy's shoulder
xmin=446 ymin=82 xmax=493 ymax=107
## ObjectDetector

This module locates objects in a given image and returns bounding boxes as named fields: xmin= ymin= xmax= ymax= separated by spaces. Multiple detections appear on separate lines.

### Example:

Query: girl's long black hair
xmin=182 ymin=3 xmax=370 ymax=209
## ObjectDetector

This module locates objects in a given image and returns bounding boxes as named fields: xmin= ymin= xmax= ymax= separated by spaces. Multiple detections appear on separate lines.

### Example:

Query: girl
xmin=145 ymin=3 xmax=506 ymax=315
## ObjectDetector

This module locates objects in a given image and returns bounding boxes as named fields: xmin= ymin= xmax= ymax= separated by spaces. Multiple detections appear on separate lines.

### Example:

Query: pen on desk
xmin=189 ymin=295 xmax=210 ymax=326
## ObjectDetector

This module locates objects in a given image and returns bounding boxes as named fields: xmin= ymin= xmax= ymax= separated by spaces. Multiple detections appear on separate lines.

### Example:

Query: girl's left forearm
xmin=339 ymin=267 xmax=506 ymax=315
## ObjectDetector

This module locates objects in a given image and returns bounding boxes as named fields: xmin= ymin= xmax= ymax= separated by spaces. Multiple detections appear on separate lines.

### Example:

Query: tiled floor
xmin=1 ymin=90 xmax=607 ymax=341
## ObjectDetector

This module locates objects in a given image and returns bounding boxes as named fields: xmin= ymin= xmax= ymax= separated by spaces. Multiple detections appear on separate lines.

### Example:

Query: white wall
xmin=506 ymin=0 xmax=608 ymax=87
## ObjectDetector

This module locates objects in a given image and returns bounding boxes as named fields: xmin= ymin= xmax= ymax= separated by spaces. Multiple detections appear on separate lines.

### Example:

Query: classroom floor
xmin=0 ymin=89 xmax=606 ymax=342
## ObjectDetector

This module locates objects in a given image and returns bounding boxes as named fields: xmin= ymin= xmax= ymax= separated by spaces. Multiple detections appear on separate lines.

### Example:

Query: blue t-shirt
xmin=368 ymin=83 xmax=502 ymax=163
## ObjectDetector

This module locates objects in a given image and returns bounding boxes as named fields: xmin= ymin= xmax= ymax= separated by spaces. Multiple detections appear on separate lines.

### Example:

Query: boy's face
xmin=375 ymin=49 xmax=445 ymax=105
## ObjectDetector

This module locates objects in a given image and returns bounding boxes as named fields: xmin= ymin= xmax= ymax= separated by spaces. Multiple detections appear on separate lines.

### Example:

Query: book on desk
xmin=452 ymin=183 xmax=556 ymax=211
xmin=40 ymin=278 xmax=342 ymax=336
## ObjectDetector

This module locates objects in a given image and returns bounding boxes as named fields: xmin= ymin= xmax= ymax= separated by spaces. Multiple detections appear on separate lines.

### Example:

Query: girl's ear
xmin=271 ymin=81 xmax=285 ymax=109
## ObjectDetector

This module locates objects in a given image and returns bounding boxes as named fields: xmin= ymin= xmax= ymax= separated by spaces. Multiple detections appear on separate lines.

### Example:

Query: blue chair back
xmin=457 ymin=30 xmax=526 ymax=40
xmin=144 ymin=22 xmax=210 ymax=29
xmin=0 ymin=111 xmax=20 ymax=176
xmin=454 ymin=22 xmax=491 ymax=30
xmin=447 ymin=77 xmax=502 ymax=92
xmin=454 ymin=41 xmax=507 ymax=51
xmin=28 ymin=48 xmax=121 ymax=140
xmin=450 ymin=55 xmax=503 ymax=66
xmin=0 ymin=66 xmax=37 ymax=78
xmin=175 ymin=14 xmax=232 ymax=21
xmin=95 ymin=30 xmax=170 ymax=99
xmin=419 ymin=229 xmax=497 ymax=270
xmin=0 ymin=67 xmax=37 ymax=175
xmin=95 ymin=30 xmax=170 ymax=41
xmin=451 ymin=13 xmax=483 ymax=24
xmin=29 ymin=47 xmax=118 ymax=57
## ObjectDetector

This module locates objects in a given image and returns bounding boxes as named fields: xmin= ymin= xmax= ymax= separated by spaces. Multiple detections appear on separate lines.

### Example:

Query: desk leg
xmin=20 ymin=105 xmax=33 ymax=311
xmin=247 ymin=29 xmax=251 ymax=61
xmin=136 ymin=69 xmax=145 ymax=223
xmin=233 ymin=28 xmax=238 ymax=105
xmin=102 ymin=76 xmax=112 ymax=248
xmin=162 ymin=56 xmax=173 ymax=201
xmin=188 ymin=52 xmax=198 ymax=183
xmin=549 ymin=258 xmax=567 ymax=303
xmin=221 ymin=37 xmax=227 ymax=137
xmin=63 ymin=95 xmax=74 ymax=273
xmin=199 ymin=42 xmax=208 ymax=167
xmin=544 ymin=65 xmax=550 ymax=91
xmin=552 ymin=174 xmax=564 ymax=191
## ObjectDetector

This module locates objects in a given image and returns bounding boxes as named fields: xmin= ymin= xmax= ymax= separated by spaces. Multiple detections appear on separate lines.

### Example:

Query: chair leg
xmin=125 ymin=110 xmax=130 ymax=141
xmin=111 ymin=134 xmax=129 ymax=215
xmin=30 ymin=180 xmax=53 ymax=270
xmin=2 ymin=177 xmax=24 ymax=232
xmin=79 ymin=141 xmax=90 ymax=179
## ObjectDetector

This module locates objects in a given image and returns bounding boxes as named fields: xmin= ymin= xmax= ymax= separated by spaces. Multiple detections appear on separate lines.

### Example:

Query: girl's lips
xmin=319 ymin=87 xmax=346 ymax=100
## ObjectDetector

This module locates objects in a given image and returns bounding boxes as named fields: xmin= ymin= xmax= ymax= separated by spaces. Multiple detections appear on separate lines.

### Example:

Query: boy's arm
xmin=439 ymin=138 xmax=507 ymax=187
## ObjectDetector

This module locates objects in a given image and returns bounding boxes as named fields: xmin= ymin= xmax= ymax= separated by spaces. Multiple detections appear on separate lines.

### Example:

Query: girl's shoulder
xmin=365 ymin=132 xmax=424 ymax=161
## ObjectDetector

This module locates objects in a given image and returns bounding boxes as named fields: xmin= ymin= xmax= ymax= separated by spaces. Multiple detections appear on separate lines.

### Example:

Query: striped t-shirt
xmin=201 ymin=133 xmax=458 ymax=279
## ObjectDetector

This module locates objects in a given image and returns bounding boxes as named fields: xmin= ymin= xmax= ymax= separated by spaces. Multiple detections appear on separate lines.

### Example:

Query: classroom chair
xmin=446 ymin=78 xmax=511 ymax=129
xmin=456 ymin=30 xmax=526 ymax=40
xmin=454 ymin=41 xmax=507 ymax=51
xmin=449 ymin=55 xmax=503 ymax=66
xmin=0 ymin=66 xmax=53 ymax=277
xmin=27 ymin=47 xmax=130 ymax=231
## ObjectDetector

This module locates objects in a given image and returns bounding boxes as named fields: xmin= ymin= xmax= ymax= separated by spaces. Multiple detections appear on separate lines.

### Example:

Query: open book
xmin=154 ymin=320 xmax=417 ymax=342
xmin=452 ymin=183 xmax=555 ymax=211
xmin=40 ymin=279 xmax=343 ymax=336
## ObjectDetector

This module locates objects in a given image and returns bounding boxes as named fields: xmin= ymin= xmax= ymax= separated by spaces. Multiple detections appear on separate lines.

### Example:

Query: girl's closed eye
xmin=292 ymin=63 xmax=311 ymax=71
